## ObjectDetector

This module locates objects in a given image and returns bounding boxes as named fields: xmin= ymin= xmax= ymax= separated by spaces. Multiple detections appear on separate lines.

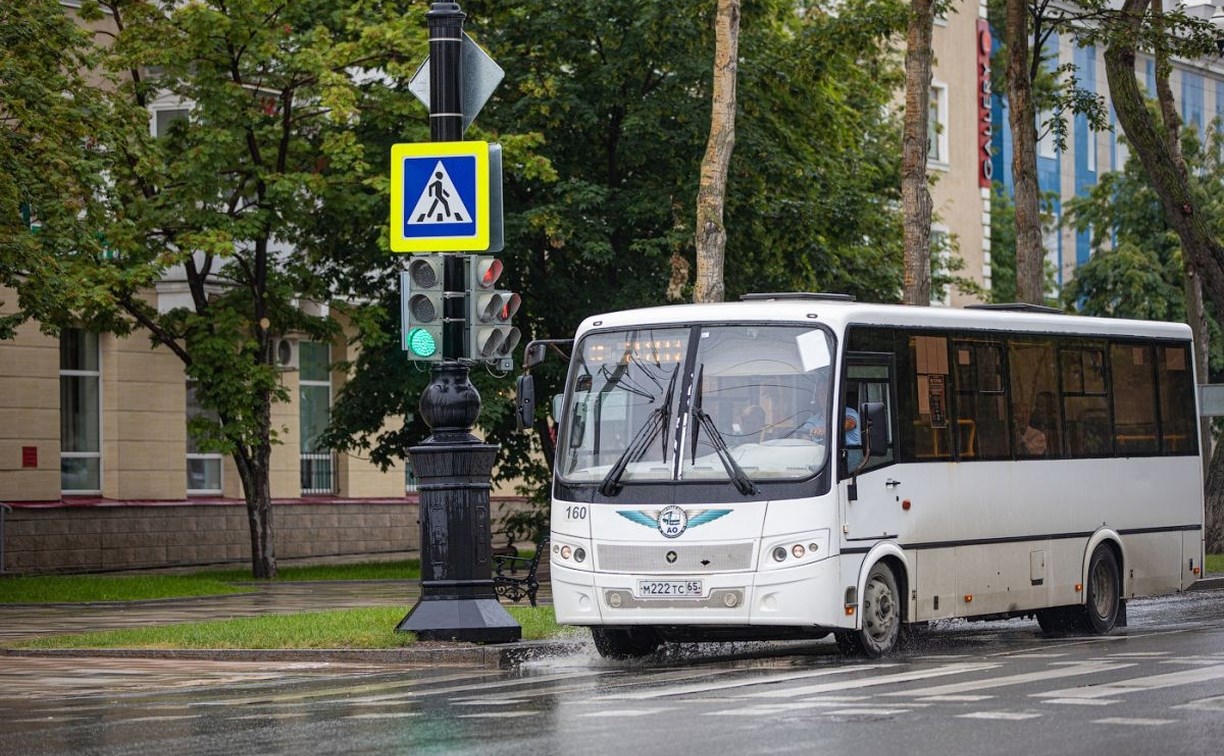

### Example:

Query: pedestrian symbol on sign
xmin=389 ymin=141 xmax=489 ymax=253
xmin=410 ymin=163 xmax=471 ymax=224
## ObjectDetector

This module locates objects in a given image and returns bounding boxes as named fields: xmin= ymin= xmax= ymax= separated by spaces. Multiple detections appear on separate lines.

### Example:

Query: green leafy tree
xmin=322 ymin=0 xmax=909 ymax=538
xmin=1 ymin=0 xmax=424 ymax=578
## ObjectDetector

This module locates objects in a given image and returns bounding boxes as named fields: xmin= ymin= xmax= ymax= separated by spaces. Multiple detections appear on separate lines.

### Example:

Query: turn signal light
xmin=1075 ymin=583 xmax=1083 ymax=592
xmin=963 ymin=594 xmax=973 ymax=603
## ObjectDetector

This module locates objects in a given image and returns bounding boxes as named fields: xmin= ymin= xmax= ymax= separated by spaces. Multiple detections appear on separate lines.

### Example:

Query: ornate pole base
xmin=396 ymin=362 xmax=521 ymax=643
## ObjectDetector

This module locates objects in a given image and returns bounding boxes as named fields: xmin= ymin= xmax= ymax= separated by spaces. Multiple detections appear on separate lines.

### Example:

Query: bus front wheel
xmin=835 ymin=562 xmax=902 ymax=658
xmin=591 ymin=627 xmax=662 ymax=659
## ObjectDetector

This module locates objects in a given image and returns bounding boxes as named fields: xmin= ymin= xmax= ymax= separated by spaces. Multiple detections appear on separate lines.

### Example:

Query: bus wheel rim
xmin=864 ymin=576 xmax=896 ymax=643
xmin=1090 ymin=561 xmax=1115 ymax=618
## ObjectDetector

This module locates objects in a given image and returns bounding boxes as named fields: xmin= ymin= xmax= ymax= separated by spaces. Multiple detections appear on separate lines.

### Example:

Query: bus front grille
xmin=596 ymin=542 xmax=755 ymax=573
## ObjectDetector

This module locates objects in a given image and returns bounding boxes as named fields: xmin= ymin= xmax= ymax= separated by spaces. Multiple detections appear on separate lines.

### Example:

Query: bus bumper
xmin=551 ymin=556 xmax=851 ymax=630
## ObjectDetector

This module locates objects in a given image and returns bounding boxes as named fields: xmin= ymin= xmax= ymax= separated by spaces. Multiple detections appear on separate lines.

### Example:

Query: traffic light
xmin=466 ymin=256 xmax=521 ymax=367
xmin=401 ymin=255 xmax=446 ymax=362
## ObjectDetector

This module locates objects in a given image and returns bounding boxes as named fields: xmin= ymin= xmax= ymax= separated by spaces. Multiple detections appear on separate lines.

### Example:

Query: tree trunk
xmin=1206 ymin=442 xmax=1224 ymax=554
xmin=1006 ymin=0 xmax=1044 ymax=305
xmin=901 ymin=0 xmax=935 ymax=306
xmin=234 ymin=396 xmax=277 ymax=579
xmin=693 ymin=0 xmax=739 ymax=304
xmin=1106 ymin=0 xmax=1224 ymax=552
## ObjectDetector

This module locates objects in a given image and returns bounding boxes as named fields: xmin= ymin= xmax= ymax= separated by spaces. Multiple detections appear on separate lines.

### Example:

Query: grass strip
xmin=0 ymin=560 xmax=422 ymax=604
xmin=1207 ymin=553 xmax=1224 ymax=574
xmin=0 ymin=574 xmax=254 ymax=604
xmin=10 ymin=605 xmax=569 ymax=649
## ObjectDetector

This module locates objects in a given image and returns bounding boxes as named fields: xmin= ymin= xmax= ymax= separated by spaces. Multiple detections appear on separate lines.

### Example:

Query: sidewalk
xmin=3 ymin=572 xmax=1220 ymax=670
xmin=0 ymin=579 xmax=575 ymax=668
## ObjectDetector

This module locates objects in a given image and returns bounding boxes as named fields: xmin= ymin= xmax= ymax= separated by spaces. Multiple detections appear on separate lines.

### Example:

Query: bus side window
xmin=952 ymin=340 xmax=1009 ymax=460
xmin=1060 ymin=342 xmax=1112 ymax=457
xmin=904 ymin=335 xmax=952 ymax=460
xmin=1111 ymin=343 xmax=1158 ymax=456
xmin=1008 ymin=338 xmax=1062 ymax=458
xmin=1157 ymin=344 xmax=1198 ymax=455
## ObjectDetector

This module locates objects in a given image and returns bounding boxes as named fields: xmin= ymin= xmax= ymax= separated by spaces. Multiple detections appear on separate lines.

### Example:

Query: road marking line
xmin=1172 ymin=695 xmax=1224 ymax=711
xmin=917 ymin=695 xmax=995 ymax=702
xmin=1034 ymin=664 xmax=1224 ymax=700
xmin=745 ymin=663 xmax=999 ymax=699
xmin=829 ymin=708 xmax=912 ymax=716
xmin=347 ymin=712 xmax=422 ymax=720
xmin=958 ymin=711 xmax=1042 ymax=720
xmin=581 ymin=709 xmax=672 ymax=718
xmin=600 ymin=665 xmax=896 ymax=700
xmin=458 ymin=711 xmax=540 ymax=719
xmin=703 ymin=701 xmax=857 ymax=716
xmin=885 ymin=661 xmax=1132 ymax=698
xmin=1044 ymin=698 xmax=1120 ymax=706
xmin=1092 ymin=717 xmax=1176 ymax=726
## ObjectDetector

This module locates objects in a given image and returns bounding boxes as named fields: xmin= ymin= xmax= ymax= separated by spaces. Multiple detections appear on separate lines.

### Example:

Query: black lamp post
xmin=396 ymin=2 xmax=521 ymax=643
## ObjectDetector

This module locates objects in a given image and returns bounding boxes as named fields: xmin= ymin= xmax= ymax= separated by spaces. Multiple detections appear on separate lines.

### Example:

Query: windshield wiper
xmin=689 ymin=366 xmax=758 ymax=496
xmin=598 ymin=365 xmax=679 ymax=497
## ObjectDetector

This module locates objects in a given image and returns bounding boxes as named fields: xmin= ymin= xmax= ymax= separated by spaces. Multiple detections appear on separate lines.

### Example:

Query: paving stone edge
xmin=0 ymin=639 xmax=588 ymax=669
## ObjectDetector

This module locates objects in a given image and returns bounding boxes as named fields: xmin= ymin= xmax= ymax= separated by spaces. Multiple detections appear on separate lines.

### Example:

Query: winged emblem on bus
xmin=617 ymin=506 xmax=731 ymax=539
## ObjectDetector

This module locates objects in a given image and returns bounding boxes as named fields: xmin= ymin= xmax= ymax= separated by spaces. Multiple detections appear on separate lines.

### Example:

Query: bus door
xmin=839 ymin=354 xmax=899 ymax=542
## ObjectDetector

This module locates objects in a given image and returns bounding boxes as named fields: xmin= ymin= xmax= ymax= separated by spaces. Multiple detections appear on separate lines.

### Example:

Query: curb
xmin=1190 ymin=575 xmax=1224 ymax=592
xmin=0 ymin=639 xmax=586 ymax=669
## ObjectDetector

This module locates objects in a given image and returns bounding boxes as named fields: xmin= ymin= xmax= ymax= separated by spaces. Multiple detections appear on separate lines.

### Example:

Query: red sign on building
xmin=977 ymin=19 xmax=993 ymax=188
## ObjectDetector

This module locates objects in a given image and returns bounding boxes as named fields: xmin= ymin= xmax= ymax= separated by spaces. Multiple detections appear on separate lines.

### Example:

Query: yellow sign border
xmin=390 ymin=141 xmax=489 ymax=253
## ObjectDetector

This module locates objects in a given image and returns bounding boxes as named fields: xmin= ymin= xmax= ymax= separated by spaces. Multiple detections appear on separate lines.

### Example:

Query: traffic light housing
xmin=401 ymin=255 xmax=446 ymax=362
xmin=466 ymin=256 xmax=520 ymax=367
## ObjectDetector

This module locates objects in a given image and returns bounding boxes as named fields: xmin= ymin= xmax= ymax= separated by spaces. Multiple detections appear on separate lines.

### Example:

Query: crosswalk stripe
xmin=1092 ymin=717 xmax=1176 ymax=726
xmin=885 ymin=661 xmax=1133 ymax=698
xmin=958 ymin=711 xmax=1042 ymax=720
xmin=600 ymin=664 xmax=899 ymax=701
xmin=745 ymin=662 xmax=999 ymax=699
xmin=581 ymin=709 xmax=674 ymax=718
xmin=1034 ymin=664 xmax=1224 ymax=700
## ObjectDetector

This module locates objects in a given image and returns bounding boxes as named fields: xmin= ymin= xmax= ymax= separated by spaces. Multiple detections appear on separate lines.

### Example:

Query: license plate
xmin=636 ymin=579 xmax=703 ymax=598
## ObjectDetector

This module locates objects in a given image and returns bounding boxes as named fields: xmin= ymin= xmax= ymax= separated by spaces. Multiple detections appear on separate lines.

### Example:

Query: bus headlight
xmin=772 ymin=546 xmax=788 ymax=562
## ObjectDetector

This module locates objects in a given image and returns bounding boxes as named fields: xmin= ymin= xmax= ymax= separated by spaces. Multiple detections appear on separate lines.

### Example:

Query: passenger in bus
xmin=1019 ymin=391 xmax=1057 ymax=456
xmin=738 ymin=405 xmax=766 ymax=444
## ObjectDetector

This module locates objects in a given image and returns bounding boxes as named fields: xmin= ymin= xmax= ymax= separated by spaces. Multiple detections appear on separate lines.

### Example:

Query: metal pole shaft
xmin=397 ymin=2 xmax=520 ymax=643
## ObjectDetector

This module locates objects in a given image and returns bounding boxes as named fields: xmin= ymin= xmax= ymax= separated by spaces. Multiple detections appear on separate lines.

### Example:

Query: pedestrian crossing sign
xmin=390 ymin=141 xmax=490 ymax=252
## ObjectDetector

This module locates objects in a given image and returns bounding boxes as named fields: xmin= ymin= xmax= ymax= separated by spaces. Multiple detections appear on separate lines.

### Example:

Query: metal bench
xmin=492 ymin=537 xmax=548 ymax=607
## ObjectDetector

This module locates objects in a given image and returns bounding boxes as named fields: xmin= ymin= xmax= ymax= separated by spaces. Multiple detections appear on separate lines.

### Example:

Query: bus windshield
xmin=557 ymin=324 xmax=835 ymax=487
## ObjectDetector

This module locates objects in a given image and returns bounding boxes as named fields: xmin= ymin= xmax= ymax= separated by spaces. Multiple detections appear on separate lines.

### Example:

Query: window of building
xmin=928 ymin=84 xmax=949 ymax=166
xmin=930 ymin=229 xmax=952 ymax=307
xmin=186 ymin=382 xmax=222 ymax=494
xmin=60 ymin=329 xmax=101 ymax=493
xmin=300 ymin=341 xmax=335 ymax=494
xmin=151 ymin=106 xmax=189 ymax=138
xmin=1037 ymin=109 xmax=1058 ymax=159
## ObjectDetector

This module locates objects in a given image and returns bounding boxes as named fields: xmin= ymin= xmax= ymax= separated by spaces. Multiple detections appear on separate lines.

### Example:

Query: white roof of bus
xmin=576 ymin=297 xmax=1192 ymax=341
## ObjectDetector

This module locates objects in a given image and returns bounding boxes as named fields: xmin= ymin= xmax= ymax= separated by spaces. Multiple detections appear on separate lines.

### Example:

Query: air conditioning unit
xmin=275 ymin=338 xmax=300 ymax=370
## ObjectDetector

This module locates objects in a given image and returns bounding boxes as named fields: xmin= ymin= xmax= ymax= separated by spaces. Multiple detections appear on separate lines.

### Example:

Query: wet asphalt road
xmin=2 ymin=590 xmax=1223 ymax=756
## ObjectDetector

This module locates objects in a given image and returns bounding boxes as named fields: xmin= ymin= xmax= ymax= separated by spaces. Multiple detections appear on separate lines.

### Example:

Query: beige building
xmin=0 ymin=284 xmax=438 ymax=573
xmin=929 ymin=1 xmax=994 ymax=307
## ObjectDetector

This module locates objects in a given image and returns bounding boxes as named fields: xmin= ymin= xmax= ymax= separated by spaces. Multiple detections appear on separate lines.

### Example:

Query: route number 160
xmin=565 ymin=506 xmax=588 ymax=520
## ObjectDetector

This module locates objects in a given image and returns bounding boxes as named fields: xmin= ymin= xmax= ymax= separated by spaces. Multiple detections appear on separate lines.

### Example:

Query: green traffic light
xmin=407 ymin=327 xmax=437 ymax=358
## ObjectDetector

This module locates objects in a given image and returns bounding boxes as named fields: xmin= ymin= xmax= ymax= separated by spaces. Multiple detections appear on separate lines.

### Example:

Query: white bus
xmin=522 ymin=294 xmax=1205 ymax=658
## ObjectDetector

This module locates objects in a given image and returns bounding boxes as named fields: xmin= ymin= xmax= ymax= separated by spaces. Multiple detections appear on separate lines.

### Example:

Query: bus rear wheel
xmin=591 ymin=627 xmax=662 ymax=659
xmin=835 ymin=562 xmax=902 ymax=658
xmin=1036 ymin=544 xmax=1120 ymax=636
xmin=1080 ymin=544 xmax=1121 ymax=634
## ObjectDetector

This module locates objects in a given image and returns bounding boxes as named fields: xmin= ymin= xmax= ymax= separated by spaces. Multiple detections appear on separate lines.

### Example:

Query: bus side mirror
xmin=523 ymin=342 xmax=548 ymax=370
xmin=861 ymin=401 xmax=888 ymax=456
xmin=515 ymin=375 xmax=536 ymax=431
